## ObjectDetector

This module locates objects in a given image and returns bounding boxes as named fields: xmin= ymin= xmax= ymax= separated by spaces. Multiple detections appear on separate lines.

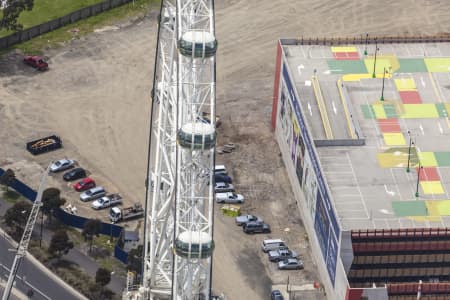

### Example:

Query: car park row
xmin=49 ymin=159 xmax=136 ymax=221
xmin=215 ymin=164 xmax=303 ymax=299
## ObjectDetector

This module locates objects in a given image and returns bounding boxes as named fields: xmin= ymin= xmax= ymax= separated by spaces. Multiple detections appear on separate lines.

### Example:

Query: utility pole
xmin=372 ymin=38 xmax=379 ymax=78
xmin=2 ymin=163 xmax=51 ymax=300
xmin=380 ymin=67 xmax=386 ymax=101
xmin=416 ymin=162 xmax=423 ymax=198
xmin=407 ymin=131 xmax=414 ymax=173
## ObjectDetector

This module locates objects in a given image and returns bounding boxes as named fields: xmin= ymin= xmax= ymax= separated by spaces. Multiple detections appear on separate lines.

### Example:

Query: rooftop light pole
xmin=380 ymin=67 xmax=386 ymax=101
xmin=406 ymin=131 xmax=414 ymax=173
xmin=364 ymin=33 xmax=368 ymax=55
xmin=415 ymin=162 xmax=423 ymax=198
xmin=372 ymin=38 xmax=379 ymax=78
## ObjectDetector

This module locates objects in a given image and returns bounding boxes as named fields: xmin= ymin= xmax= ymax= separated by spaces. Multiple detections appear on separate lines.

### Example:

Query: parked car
xmin=242 ymin=221 xmax=271 ymax=234
xmin=23 ymin=55 xmax=48 ymax=71
xmin=91 ymin=193 xmax=122 ymax=210
xmin=235 ymin=214 xmax=263 ymax=226
xmin=215 ymin=192 xmax=244 ymax=204
xmin=268 ymin=249 xmax=298 ymax=262
xmin=261 ymin=239 xmax=288 ymax=253
xmin=63 ymin=168 xmax=86 ymax=181
xmin=80 ymin=186 xmax=106 ymax=202
xmin=50 ymin=159 xmax=75 ymax=172
xmin=271 ymin=290 xmax=284 ymax=300
xmin=74 ymin=177 xmax=96 ymax=192
xmin=214 ymin=165 xmax=227 ymax=175
xmin=214 ymin=173 xmax=232 ymax=184
xmin=214 ymin=182 xmax=234 ymax=193
xmin=278 ymin=258 xmax=304 ymax=270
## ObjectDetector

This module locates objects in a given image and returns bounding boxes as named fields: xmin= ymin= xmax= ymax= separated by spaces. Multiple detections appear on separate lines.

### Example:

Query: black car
xmin=243 ymin=221 xmax=271 ymax=234
xmin=63 ymin=168 xmax=86 ymax=181
xmin=271 ymin=290 xmax=284 ymax=300
xmin=214 ymin=173 xmax=232 ymax=184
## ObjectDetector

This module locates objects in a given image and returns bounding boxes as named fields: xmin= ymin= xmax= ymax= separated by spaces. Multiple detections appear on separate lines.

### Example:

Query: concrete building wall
xmin=272 ymin=41 xmax=349 ymax=300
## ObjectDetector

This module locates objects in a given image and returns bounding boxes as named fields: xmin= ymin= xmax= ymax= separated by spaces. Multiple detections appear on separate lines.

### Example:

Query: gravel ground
xmin=1 ymin=1 xmax=450 ymax=299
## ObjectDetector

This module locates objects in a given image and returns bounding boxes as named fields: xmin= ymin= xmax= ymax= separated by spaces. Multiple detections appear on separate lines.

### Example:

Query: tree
xmin=82 ymin=219 xmax=101 ymax=253
xmin=41 ymin=188 xmax=65 ymax=224
xmin=127 ymin=245 xmax=143 ymax=275
xmin=95 ymin=267 xmax=111 ymax=290
xmin=0 ymin=168 xmax=16 ymax=192
xmin=4 ymin=200 xmax=31 ymax=227
xmin=0 ymin=0 xmax=34 ymax=31
xmin=3 ymin=200 xmax=31 ymax=240
xmin=48 ymin=230 xmax=73 ymax=259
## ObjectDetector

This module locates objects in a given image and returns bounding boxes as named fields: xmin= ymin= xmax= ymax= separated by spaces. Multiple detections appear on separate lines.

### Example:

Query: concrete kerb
xmin=0 ymin=281 xmax=28 ymax=300
xmin=0 ymin=227 xmax=88 ymax=300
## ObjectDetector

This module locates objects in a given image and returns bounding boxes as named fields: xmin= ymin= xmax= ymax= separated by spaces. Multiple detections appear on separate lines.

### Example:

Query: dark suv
xmin=63 ymin=168 xmax=86 ymax=181
xmin=243 ymin=221 xmax=271 ymax=234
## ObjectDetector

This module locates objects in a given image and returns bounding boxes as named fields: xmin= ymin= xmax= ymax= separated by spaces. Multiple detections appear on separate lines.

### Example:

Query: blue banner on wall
xmin=282 ymin=62 xmax=339 ymax=286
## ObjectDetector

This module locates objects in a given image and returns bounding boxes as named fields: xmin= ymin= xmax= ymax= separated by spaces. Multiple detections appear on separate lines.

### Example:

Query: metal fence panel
xmin=114 ymin=245 xmax=129 ymax=263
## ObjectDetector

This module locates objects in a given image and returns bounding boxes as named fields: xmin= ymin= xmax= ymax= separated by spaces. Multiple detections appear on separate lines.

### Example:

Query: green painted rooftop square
xmin=392 ymin=201 xmax=428 ymax=217
xmin=327 ymin=60 xmax=368 ymax=74
xmin=397 ymin=59 xmax=428 ymax=73
xmin=361 ymin=104 xmax=375 ymax=119
xmin=436 ymin=103 xmax=448 ymax=118
xmin=384 ymin=104 xmax=398 ymax=118
xmin=434 ymin=152 xmax=450 ymax=167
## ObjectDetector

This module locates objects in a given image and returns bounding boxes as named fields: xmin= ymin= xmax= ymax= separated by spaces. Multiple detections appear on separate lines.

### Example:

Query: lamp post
xmin=364 ymin=33 xmax=368 ymax=55
xmin=380 ymin=67 xmax=386 ymax=101
xmin=415 ymin=162 xmax=423 ymax=198
xmin=372 ymin=38 xmax=379 ymax=78
xmin=406 ymin=131 xmax=414 ymax=173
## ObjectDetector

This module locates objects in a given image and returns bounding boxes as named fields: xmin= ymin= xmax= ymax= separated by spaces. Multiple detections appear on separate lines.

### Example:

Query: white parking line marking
xmin=384 ymin=184 xmax=396 ymax=196
xmin=307 ymin=102 xmax=312 ymax=116
xmin=332 ymin=101 xmax=337 ymax=115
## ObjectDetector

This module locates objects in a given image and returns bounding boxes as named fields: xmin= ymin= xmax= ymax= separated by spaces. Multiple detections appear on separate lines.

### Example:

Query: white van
xmin=261 ymin=239 xmax=288 ymax=253
xmin=214 ymin=165 xmax=227 ymax=175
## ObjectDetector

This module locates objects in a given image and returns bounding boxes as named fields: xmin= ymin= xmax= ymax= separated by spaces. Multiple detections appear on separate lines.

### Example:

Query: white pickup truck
xmin=91 ymin=193 xmax=122 ymax=210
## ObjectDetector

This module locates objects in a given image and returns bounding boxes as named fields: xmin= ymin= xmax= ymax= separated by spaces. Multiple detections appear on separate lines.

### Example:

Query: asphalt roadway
xmin=0 ymin=230 xmax=87 ymax=300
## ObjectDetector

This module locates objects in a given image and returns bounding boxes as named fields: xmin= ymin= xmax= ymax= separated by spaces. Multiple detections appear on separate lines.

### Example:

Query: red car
xmin=23 ymin=55 xmax=48 ymax=71
xmin=74 ymin=178 xmax=96 ymax=192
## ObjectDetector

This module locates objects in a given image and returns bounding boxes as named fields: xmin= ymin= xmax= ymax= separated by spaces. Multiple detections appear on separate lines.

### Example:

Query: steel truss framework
xmin=125 ymin=0 xmax=216 ymax=299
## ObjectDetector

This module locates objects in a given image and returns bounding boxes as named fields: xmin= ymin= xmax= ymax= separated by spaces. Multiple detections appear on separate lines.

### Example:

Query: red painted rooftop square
xmin=333 ymin=52 xmax=360 ymax=60
xmin=399 ymin=90 xmax=422 ymax=104
xmin=378 ymin=118 xmax=401 ymax=133
xmin=417 ymin=167 xmax=440 ymax=181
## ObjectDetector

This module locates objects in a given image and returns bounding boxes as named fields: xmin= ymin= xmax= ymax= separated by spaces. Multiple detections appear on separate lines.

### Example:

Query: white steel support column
xmin=141 ymin=1 xmax=178 ymax=299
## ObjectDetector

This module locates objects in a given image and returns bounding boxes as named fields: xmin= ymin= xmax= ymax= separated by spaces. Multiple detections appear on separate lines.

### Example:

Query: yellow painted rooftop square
xmin=331 ymin=46 xmax=357 ymax=53
xmin=364 ymin=58 xmax=391 ymax=75
xmin=377 ymin=153 xmax=408 ymax=168
xmin=372 ymin=104 xmax=387 ymax=119
xmin=421 ymin=181 xmax=444 ymax=195
xmin=424 ymin=58 xmax=450 ymax=72
xmin=383 ymin=133 xmax=406 ymax=146
xmin=427 ymin=200 xmax=450 ymax=216
xmin=402 ymin=104 xmax=439 ymax=118
xmin=418 ymin=152 xmax=438 ymax=167
xmin=395 ymin=78 xmax=416 ymax=91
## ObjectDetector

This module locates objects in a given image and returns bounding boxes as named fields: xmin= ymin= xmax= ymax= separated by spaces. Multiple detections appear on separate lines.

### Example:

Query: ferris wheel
xmin=125 ymin=0 xmax=218 ymax=299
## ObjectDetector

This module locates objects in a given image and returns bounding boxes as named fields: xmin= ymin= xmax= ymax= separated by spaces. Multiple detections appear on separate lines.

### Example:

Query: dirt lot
xmin=1 ymin=0 xmax=450 ymax=299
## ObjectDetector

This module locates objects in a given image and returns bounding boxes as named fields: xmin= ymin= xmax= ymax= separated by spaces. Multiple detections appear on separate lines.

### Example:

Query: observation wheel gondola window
xmin=175 ymin=231 xmax=214 ymax=259
xmin=177 ymin=122 xmax=216 ymax=150
xmin=178 ymin=31 xmax=218 ymax=58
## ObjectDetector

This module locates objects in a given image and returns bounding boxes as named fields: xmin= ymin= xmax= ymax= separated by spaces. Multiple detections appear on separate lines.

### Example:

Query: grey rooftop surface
xmin=283 ymin=42 xmax=450 ymax=231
